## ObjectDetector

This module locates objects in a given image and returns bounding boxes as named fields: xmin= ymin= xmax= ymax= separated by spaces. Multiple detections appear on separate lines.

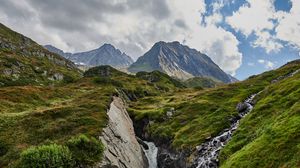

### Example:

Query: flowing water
xmin=143 ymin=141 xmax=158 ymax=168
xmin=194 ymin=94 xmax=257 ymax=168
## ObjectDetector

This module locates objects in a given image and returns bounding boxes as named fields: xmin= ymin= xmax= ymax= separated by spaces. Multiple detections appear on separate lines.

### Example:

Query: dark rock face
xmin=44 ymin=44 xmax=134 ymax=68
xmin=157 ymin=147 xmax=190 ymax=168
xmin=129 ymin=41 xmax=232 ymax=83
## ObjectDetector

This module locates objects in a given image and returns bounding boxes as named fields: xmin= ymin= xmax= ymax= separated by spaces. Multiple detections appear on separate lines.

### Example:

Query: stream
xmin=193 ymin=94 xmax=257 ymax=168
xmin=143 ymin=141 xmax=159 ymax=168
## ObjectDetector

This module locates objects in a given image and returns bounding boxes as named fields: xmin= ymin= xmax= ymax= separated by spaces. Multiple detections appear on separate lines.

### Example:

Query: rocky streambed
xmin=191 ymin=94 xmax=258 ymax=168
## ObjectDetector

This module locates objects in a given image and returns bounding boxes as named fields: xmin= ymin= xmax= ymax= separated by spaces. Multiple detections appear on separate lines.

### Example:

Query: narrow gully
xmin=192 ymin=93 xmax=258 ymax=168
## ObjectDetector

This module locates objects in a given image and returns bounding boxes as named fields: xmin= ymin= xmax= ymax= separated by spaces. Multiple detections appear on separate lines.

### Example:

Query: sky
xmin=0 ymin=0 xmax=299 ymax=80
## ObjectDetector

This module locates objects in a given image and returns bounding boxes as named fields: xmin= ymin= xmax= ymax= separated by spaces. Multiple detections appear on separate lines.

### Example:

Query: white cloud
xmin=251 ymin=31 xmax=283 ymax=53
xmin=226 ymin=0 xmax=300 ymax=54
xmin=275 ymin=0 xmax=300 ymax=50
xmin=258 ymin=59 xmax=275 ymax=69
xmin=0 ymin=0 xmax=243 ymax=75
xmin=226 ymin=0 xmax=275 ymax=36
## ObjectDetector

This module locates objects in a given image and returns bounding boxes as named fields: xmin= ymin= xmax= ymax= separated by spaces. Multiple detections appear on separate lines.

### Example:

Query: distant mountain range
xmin=44 ymin=44 xmax=134 ymax=68
xmin=45 ymin=41 xmax=237 ymax=83
xmin=128 ymin=41 xmax=235 ymax=83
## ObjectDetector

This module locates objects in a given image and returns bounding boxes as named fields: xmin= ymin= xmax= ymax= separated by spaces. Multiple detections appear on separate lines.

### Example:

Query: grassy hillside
xmin=0 ymin=64 xmax=184 ymax=167
xmin=220 ymin=61 xmax=300 ymax=167
xmin=183 ymin=77 xmax=222 ymax=88
xmin=1 ymin=22 xmax=300 ymax=168
xmin=128 ymin=60 xmax=300 ymax=167
xmin=0 ymin=23 xmax=81 ymax=87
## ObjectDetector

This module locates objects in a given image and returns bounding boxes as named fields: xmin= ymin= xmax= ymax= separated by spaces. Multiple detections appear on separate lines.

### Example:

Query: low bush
xmin=0 ymin=140 xmax=8 ymax=156
xmin=19 ymin=144 xmax=74 ymax=168
xmin=67 ymin=134 xmax=104 ymax=166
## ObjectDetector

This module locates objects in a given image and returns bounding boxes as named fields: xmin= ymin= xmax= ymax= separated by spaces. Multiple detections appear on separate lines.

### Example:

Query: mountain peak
xmin=101 ymin=43 xmax=115 ymax=50
xmin=129 ymin=41 xmax=232 ymax=83
xmin=45 ymin=43 xmax=134 ymax=68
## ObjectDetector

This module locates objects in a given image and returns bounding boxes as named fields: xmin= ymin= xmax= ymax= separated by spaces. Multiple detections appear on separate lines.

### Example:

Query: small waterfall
xmin=193 ymin=94 xmax=257 ymax=168
xmin=143 ymin=141 xmax=158 ymax=168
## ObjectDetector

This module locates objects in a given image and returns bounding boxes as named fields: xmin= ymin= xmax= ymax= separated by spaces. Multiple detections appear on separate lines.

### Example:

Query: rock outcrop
xmin=98 ymin=97 xmax=148 ymax=168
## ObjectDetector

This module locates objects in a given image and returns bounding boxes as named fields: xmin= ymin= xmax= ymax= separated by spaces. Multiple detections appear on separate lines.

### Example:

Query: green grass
xmin=0 ymin=23 xmax=81 ymax=87
xmin=129 ymin=60 xmax=300 ymax=153
xmin=219 ymin=68 xmax=300 ymax=168
xmin=0 ymin=65 xmax=181 ymax=167
xmin=183 ymin=76 xmax=223 ymax=88
xmin=1 ymin=23 xmax=300 ymax=167
xmin=0 ymin=80 xmax=111 ymax=167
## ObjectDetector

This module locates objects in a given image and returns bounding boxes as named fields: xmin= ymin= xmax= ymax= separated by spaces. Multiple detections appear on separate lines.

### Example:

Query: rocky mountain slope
xmin=45 ymin=44 xmax=134 ymax=68
xmin=0 ymin=23 xmax=81 ymax=87
xmin=1 ymin=23 xmax=300 ymax=168
xmin=128 ymin=41 xmax=233 ymax=83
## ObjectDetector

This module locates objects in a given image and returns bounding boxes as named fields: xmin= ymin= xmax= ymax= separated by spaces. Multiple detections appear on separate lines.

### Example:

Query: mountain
xmin=128 ymin=41 xmax=233 ymax=83
xmin=44 ymin=44 xmax=72 ymax=59
xmin=0 ymin=23 xmax=81 ymax=86
xmin=3 ymin=22 xmax=300 ymax=168
xmin=44 ymin=44 xmax=134 ymax=68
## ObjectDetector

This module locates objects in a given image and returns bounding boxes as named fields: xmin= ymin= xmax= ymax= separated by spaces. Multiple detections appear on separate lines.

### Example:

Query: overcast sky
xmin=0 ymin=0 xmax=299 ymax=79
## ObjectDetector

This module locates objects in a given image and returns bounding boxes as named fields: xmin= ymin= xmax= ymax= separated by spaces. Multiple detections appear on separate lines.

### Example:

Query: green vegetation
xmin=128 ymin=60 xmax=300 ymax=153
xmin=183 ymin=76 xmax=222 ymax=88
xmin=67 ymin=134 xmax=104 ymax=166
xmin=18 ymin=144 xmax=74 ymax=168
xmin=219 ymin=64 xmax=300 ymax=167
xmin=0 ymin=23 xmax=81 ymax=87
xmin=2 ymin=22 xmax=300 ymax=168
xmin=0 ymin=64 xmax=178 ymax=167
xmin=136 ymin=70 xmax=186 ymax=90
xmin=0 ymin=82 xmax=111 ymax=167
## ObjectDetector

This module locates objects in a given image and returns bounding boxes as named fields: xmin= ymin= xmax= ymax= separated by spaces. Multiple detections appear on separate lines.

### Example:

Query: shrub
xmin=19 ymin=144 xmax=74 ymax=168
xmin=63 ymin=75 xmax=75 ymax=84
xmin=93 ymin=77 xmax=123 ymax=87
xmin=67 ymin=134 xmax=104 ymax=166
xmin=0 ymin=140 xmax=8 ymax=156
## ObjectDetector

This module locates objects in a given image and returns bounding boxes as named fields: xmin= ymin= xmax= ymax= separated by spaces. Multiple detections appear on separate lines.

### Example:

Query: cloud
xmin=275 ymin=0 xmax=300 ymax=50
xmin=0 ymin=0 xmax=242 ymax=75
xmin=226 ymin=0 xmax=275 ymax=36
xmin=251 ymin=31 xmax=283 ymax=53
xmin=258 ymin=59 xmax=275 ymax=69
xmin=226 ymin=0 xmax=300 ymax=54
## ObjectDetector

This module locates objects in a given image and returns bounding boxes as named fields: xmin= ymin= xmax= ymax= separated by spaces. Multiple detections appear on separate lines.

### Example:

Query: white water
xmin=143 ymin=141 xmax=158 ymax=168
xmin=194 ymin=94 xmax=257 ymax=168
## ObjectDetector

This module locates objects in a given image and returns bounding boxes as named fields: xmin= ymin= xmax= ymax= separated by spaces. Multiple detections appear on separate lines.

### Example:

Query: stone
xmin=236 ymin=102 xmax=249 ymax=113
xmin=97 ymin=97 xmax=148 ymax=168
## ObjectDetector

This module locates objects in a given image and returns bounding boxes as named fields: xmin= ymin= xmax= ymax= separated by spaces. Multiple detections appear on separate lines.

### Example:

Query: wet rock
xmin=192 ymin=93 xmax=258 ymax=168
xmin=137 ymin=137 xmax=149 ymax=150
xmin=166 ymin=107 xmax=175 ymax=118
xmin=236 ymin=102 xmax=249 ymax=113
xmin=205 ymin=136 xmax=211 ymax=141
